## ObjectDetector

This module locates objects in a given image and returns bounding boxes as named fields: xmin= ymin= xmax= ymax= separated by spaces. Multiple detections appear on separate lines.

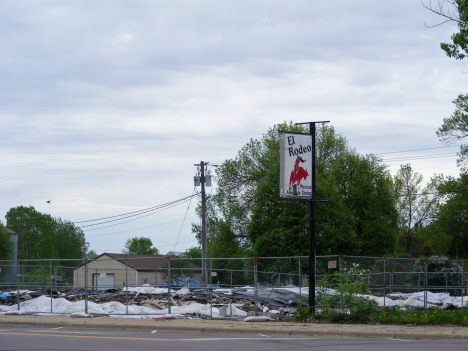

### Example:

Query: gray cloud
xmin=1 ymin=1 xmax=465 ymax=253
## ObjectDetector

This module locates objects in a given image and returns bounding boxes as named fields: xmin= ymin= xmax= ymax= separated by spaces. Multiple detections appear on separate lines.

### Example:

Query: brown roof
xmin=94 ymin=253 xmax=200 ymax=271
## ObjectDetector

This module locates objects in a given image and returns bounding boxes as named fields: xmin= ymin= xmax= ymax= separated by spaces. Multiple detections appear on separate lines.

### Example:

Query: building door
xmin=92 ymin=273 xmax=115 ymax=289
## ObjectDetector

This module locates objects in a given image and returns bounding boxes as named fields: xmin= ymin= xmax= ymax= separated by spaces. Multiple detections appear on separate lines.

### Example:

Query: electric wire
xmin=83 ymin=197 xmax=195 ymax=232
xmin=86 ymin=216 xmax=199 ymax=238
xmin=79 ymin=195 xmax=197 ymax=228
xmin=383 ymin=153 xmax=457 ymax=162
xmin=75 ymin=194 xmax=197 ymax=224
xmin=377 ymin=144 xmax=467 ymax=155
xmin=173 ymin=187 xmax=196 ymax=251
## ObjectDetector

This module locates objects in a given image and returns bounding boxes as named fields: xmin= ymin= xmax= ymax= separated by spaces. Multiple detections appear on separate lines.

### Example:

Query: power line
xmin=383 ymin=153 xmax=457 ymax=162
xmin=377 ymin=144 xmax=466 ymax=155
xmin=93 ymin=239 xmax=199 ymax=253
xmin=75 ymin=194 xmax=198 ymax=224
xmin=173 ymin=188 xmax=197 ymax=251
xmin=86 ymin=216 xmax=198 ymax=238
xmin=82 ymin=197 xmax=195 ymax=231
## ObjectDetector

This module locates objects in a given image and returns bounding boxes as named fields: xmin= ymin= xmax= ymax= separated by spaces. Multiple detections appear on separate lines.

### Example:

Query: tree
xmin=436 ymin=94 xmax=468 ymax=169
xmin=5 ymin=206 xmax=85 ymax=261
xmin=6 ymin=206 xmax=58 ymax=260
xmin=0 ymin=221 xmax=14 ymax=261
xmin=194 ymin=122 xmax=398 ymax=258
xmin=122 ymin=237 xmax=159 ymax=255
xmin=393 ymin=164 xmax=443 ymax=255
xmin=329 ymin=152 xmax=398 ymax=256
xmin=87 ymin=250 xmax=98 ymax=259
xmin=54 ymin=218 xmax=85 ymax=261
xmin=429 ymin=174 xmax=468 ymax=258
xmin=424 ymin=2 xmax=468 ymax=168
xmin=423 ymin=0 xmax=468 ymax=59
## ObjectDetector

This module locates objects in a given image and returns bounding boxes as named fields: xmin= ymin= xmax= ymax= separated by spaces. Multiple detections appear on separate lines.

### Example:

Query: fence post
xmin=298 ymin=257 xmax=301 ymax=299
xmin=50 ymin=261 xmax=53 ymax=313
xmin=462 ymin=262 xmax=464 ymax=309
xmin=54 ymin=265 xmax=57 ymax=292
xmin=84 ymin=258 xmax=88 ymax=314
xmin=16 ymin=259 xmax=20 ymax=310
xmin=210 ymin=259 xmax=213 ymax=318
xmin=168 ymin=258 xmax=171 ymax=315
xmin=125 ymin=259 xmax=128 ymax=315
xmin=383 ymin=258 xmax=386 ymax=309
xmin=254 ymin=257 xmax=258 ymax=316
xmin=424 ymin=259 xmax=428 ymax=310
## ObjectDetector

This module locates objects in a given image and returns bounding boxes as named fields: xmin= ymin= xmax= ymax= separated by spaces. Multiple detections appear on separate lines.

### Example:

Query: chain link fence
xmin=0 ymin=255 xmax=467 ymax=317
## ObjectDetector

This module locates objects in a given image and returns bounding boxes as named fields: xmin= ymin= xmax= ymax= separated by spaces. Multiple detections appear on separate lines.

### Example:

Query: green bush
xmin=316 ymin=272 xmax=378 ymax=323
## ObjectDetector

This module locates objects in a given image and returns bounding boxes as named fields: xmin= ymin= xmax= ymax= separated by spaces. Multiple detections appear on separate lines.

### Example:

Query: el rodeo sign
xmin=279 ymin=132 xmax=313 ymax=199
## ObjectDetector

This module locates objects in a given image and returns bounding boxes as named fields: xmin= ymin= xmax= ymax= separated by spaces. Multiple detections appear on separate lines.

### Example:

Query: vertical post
xmin=424 ymin=259 xmax=428 ymax=310
xmin=298 ymin=257 xmax=301 ymax=299
xmin=50 ymin=261 xmax=53 ymax=313
xmin=462 ymin=262 xmax=464 ymax=309
xmin=201 ymin=161 xmax=207 ymax=287
xmin=84 ymin=258 xmax=88 ymax=314
xmin=54 ymin=265 xmax=57 ymax=292
xmin=254 ymin=257 xmax=258 ymax=316
xmin=383 ymin=258 xmax=386 ymax=308
xmin=16 ymin=259 xmax=20 ymax=311
xmin=168 ymin=258 xmax=171 ymax=315
xmin=125 ymin=259 xmax=128 ymax=315
xmin=308 ymin=122 xmax=316 ymax=315
xmin=210 ymin=259 xmax=213 ymax=317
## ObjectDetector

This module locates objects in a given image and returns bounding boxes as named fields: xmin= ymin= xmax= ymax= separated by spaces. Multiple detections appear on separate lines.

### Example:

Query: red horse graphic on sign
xmin=289 ymin=156 xmax=309 ymax=191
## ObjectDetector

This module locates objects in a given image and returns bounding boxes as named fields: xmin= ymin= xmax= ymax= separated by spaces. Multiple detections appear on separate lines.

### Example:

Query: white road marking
xmin=151 ymin=330 xmax=158 ymax=333
xmin=387 ymin=338 xmax=410 ymax=342
xmin=258 ymin=334 xmax=271 ymax=337
xmin=187 ymin=337 xmax=321 ymax=341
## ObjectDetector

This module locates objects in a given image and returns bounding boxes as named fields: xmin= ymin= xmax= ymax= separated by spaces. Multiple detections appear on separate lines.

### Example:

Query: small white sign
xmin=328 ymin=261 xmax=337 ymax=269
xmin=99 ymin=273 xmax=107 ymax=277
xmin=211 ymin=272 xmax=217 ymax=277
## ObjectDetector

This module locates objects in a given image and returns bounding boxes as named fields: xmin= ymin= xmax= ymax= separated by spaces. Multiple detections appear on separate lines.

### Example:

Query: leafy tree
xmin=430 ymin=174 xmax=468 ymax=258
xmin=329 ymin=152 xmax=398 ymax=256
xmin=194 ymin=122 xmax=398 ymax=258
xmin=6 ymin=206 xmax=58 ymax=260
xmin=424 ymin=2 xmax=468 ymax=168
xmin=0 ymin=221 xmax=14 ymax=261
xmin=54 ymin=218 xmax=85 ymax=261
xmin=87 ymin=250 xmax=98 ymax=259
xmin=423 ymin=0 xmax=468 ymax=60
xmin=122 ymin=237 xmax=159 ymax=255
xmin=5 ymin=206 xmax=85 ymax=262
xmin=184 ymin=246 xmax=202 ymax=259
xmin=393 ymin=164 xmax=443 ymax=255
xmin=436 ymin=94 xmax=468 ymax=169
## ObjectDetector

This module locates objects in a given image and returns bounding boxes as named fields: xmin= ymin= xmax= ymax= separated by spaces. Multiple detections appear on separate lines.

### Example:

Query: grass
xmin=375 ymin=308 xmax=468 ymax=326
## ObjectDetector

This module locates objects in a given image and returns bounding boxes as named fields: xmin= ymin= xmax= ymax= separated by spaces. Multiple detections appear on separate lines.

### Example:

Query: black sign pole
xmin=309 ymin=122 xmax=316 ymax=315
xmin=294 ymin=121 xmax=329 ymax=316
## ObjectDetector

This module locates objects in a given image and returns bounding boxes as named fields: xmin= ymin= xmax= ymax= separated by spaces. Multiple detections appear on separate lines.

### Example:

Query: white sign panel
xmin=280 ymin=132 xmax=313 ymax=198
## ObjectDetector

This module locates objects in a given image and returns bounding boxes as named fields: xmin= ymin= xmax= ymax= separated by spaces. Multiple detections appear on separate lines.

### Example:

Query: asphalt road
xmin=0 ymin=324 xmax=467 ymax=351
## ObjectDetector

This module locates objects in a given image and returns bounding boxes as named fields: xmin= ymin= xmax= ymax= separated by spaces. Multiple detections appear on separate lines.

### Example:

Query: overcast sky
xmin=1 ymin=1 xmax=467 ymax=255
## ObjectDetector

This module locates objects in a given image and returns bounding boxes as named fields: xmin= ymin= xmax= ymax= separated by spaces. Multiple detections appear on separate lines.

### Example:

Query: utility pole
xmin=194 ymin=161 xmax=212 ymax=286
